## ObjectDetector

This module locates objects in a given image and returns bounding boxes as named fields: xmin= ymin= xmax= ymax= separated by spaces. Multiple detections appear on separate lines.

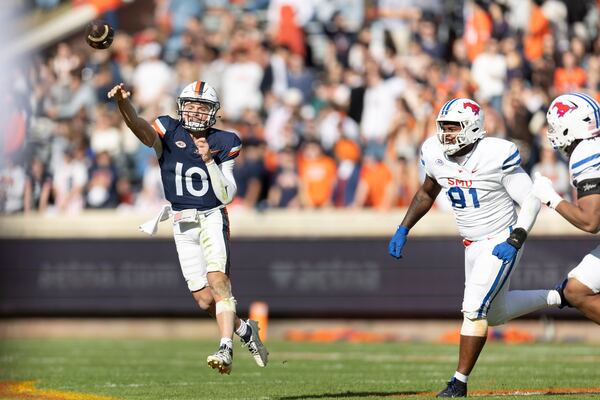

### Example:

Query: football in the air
xmin=85 ymin=20 xmax=114 ymax=50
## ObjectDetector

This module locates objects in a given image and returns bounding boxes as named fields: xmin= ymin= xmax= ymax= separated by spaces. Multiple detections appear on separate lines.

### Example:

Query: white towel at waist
xmin=138 ymin=204 xmax=172 ymax=236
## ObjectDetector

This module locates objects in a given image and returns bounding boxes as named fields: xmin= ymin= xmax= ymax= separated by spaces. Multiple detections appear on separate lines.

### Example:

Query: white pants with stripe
xmin=172 ymin=208 xmax=230 ymax=292
xmin=462 ymin=229 xmax=550 ymax=325
xmin=568 ymin=244 xmax=600 ymax=293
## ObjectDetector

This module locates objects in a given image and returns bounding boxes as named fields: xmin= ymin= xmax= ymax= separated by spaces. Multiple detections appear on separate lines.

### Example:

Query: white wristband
xmin=547 ymin=192 xmax=564 ymax=209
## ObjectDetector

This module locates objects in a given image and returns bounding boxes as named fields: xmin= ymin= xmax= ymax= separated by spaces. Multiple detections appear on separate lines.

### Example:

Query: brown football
xmin=85 ymin=20 xmax=114 ymax=50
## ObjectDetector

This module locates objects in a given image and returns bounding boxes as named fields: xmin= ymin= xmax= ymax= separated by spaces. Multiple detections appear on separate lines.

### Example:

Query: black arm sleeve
xmin=576 ymin=177 xmax=600 ymax=199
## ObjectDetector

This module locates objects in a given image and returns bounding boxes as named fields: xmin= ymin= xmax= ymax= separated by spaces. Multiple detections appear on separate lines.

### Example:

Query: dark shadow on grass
xmin=278 ymin=390 xmax=430 ymax=399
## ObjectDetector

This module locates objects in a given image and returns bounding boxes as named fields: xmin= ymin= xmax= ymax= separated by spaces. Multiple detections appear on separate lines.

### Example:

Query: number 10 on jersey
xmin=447 ymin=187 xmax=480 ymax=208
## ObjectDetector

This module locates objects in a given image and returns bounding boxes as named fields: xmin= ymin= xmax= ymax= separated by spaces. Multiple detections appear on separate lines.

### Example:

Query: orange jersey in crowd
xmin=360 ymin=161 xmax=393 ymax=209
xmin=554 ymin=67 xmax=587 ymax=93
xmin=464 ymin=5 xmax=492 ymax=62
xmin=524 ymin=3 xmax=550 ymax=61
xmin=74 ymin=0 xmax=121 ymax=13
xmin=298 ymin=155 xmax=337 ymax=207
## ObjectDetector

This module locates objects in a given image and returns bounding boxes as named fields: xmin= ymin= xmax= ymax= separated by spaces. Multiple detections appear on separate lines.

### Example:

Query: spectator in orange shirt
xmin=352 ymin=148 xmax=394 ymax=210
xmin=332 ymin=138 xmax=362 ymax=207
xmin=298 ymin=140 xmax=337 ymax=208
xmin=524 ymin=0 xmax=550 ymax=62
xmin=554 ymin=51 xmax=587 ymax=93
xmin=464 ymin=0 xmax=493 ymax=62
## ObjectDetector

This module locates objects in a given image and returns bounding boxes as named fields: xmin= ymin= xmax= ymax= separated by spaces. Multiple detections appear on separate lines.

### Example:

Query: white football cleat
xmin=207 ymin=346 xmax=233 ymax=375
xmin=241 ymin=319 xmax=269 ymax=367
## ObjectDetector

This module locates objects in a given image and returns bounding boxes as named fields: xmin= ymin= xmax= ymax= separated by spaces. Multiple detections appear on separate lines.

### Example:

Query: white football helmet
xmin=436 ymin=98 xmax=486 ymax=155
xmin=177 ymin=81 xmax=220 ymax=132
xmin=546 ymin=92 xmax=600 ymax=153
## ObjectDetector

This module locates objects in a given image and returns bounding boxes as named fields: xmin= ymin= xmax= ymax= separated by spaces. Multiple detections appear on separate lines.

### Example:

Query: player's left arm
xmin=493 ymin=167 xmax=541 ymax=262
xmin=207 ymin=159 xmax=238 ymax=205
xmin=503 ymin=167 xmax=541 ymax=233
xmin=555 ymin=192 xmax=600 ymax=233
xmin=533 ymin=173 xmax=600 ymax=233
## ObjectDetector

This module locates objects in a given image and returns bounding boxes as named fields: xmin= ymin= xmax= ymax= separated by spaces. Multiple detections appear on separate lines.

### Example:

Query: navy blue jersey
xmin=151 ymin=115 xmax=241 ymax=211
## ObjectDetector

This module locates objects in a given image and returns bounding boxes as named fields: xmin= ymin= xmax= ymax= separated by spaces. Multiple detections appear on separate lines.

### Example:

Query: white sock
xmin=220 ymin=338 xmax=233 ymax=350
xmin=235 ymin=320 xmax=249 ymax=338
xmin=454 ymin=371 xmax=468 ymax=383
xmin=547 ymin=289 xmax=562 ymax=307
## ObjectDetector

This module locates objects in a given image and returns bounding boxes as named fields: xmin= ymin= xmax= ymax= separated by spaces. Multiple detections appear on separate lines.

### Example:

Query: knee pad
xmin=460 ymin=315 xmax=488 ymax=337
xmin=215 ymin=297 xmax=236 ymax=315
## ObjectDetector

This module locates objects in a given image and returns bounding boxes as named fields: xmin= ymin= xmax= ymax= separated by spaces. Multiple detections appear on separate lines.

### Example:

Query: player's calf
xmin=564 ymin=278 xmax=596 ymax=309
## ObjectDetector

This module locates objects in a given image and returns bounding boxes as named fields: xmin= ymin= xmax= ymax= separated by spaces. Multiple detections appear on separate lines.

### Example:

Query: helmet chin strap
xmin=450 ymin=141 xmax=478 ymax=158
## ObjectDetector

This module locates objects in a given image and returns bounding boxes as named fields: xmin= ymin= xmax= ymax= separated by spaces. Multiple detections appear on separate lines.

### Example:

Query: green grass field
xmin=1 ymin=339 xmax=599 ymax=399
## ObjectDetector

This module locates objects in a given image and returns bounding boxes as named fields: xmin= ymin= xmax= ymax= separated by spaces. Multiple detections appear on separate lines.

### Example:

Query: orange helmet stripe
xmin=193 ymin=80 xmax=205 ymax=95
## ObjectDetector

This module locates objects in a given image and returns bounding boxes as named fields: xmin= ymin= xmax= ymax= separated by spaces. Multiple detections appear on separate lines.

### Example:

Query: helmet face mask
xmin=437 ymin=120 xmax=470 ymax=155
xmin=177 ymin=81 xmax=220 ymax=132
xmin=546 ymin=92 xmax=600 ymax=156
xmin=436 ymin=98 xmax=486 ymax=155
xmin=546 ymin=122 xmax=574 ymax=157
xmin=178 ymin=99 xmax=218 ymax=132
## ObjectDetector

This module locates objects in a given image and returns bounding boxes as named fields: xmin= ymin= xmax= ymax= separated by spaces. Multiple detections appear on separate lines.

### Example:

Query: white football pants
xmin=172 ymin=208 xmax=230 ymax=292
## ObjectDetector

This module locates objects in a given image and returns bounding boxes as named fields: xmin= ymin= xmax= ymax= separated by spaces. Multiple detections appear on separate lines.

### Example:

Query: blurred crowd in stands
xmin=1 ymin=0 xmax=599 ymax=214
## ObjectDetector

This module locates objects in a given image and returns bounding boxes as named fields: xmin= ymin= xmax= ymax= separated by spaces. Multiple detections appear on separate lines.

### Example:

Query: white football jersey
xmin=569 ymin=137 xmax=600 ymax=187
xmin=420 ymin=136 xmax=523 ymax=241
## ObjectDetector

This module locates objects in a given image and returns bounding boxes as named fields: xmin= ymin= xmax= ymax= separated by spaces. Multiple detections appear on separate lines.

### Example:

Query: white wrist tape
xmin=547 ymin=192 xmax=564 ymax=210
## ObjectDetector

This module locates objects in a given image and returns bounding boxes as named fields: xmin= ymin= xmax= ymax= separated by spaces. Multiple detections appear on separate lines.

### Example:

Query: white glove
xmin=532 ymin=172 xmax=564 ymax=209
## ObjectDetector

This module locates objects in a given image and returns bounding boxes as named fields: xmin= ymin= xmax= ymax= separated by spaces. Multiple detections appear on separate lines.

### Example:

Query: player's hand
xmin=388 ymin=225 xmax=409 ymax=259
xmin=194 ymin=137 xmax=212 ymax=163
xmin=532 ymin=172 xmax=563 ymax=209
xmin=492 ymin=241 xmax=518 ymax=264
xmin=107 ymin=83 xmax=130 ymax=100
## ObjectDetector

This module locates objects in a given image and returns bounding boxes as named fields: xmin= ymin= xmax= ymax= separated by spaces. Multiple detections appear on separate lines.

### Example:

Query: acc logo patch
xmin=435 ymin=159 xmax=444 ymax=166
xmin=175 ymin=141 xmax=187 ymax=148
xmin=582 ymin=182 xmax=597 ymax=191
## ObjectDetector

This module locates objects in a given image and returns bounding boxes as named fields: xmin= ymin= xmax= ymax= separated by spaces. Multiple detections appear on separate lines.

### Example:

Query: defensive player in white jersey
xmin=388 ymin=98 xmax=563 ymax=397
xmin=532 ymin=92 xmax=600 ymax=323
xmin=108 ymin=81 xmax=268 ymax=374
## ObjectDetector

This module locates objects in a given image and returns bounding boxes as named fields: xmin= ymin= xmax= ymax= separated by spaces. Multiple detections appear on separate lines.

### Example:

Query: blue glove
xmin=492 ymin=241 xmax=518 ymax=264
xmin=388 ymin=225 xmax=409 ymax=259
xmin=493 ymin=228 xmax=527 ymax=264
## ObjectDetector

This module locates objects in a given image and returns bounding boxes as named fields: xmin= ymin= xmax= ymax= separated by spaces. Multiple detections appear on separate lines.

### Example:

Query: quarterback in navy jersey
xmin=533 ymin=92 xmax=600 ymax=324
xmin=151 ymin=113 xmax=241 ymax=211
xmin=108 ymin=80 xmax=267 ymax=374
